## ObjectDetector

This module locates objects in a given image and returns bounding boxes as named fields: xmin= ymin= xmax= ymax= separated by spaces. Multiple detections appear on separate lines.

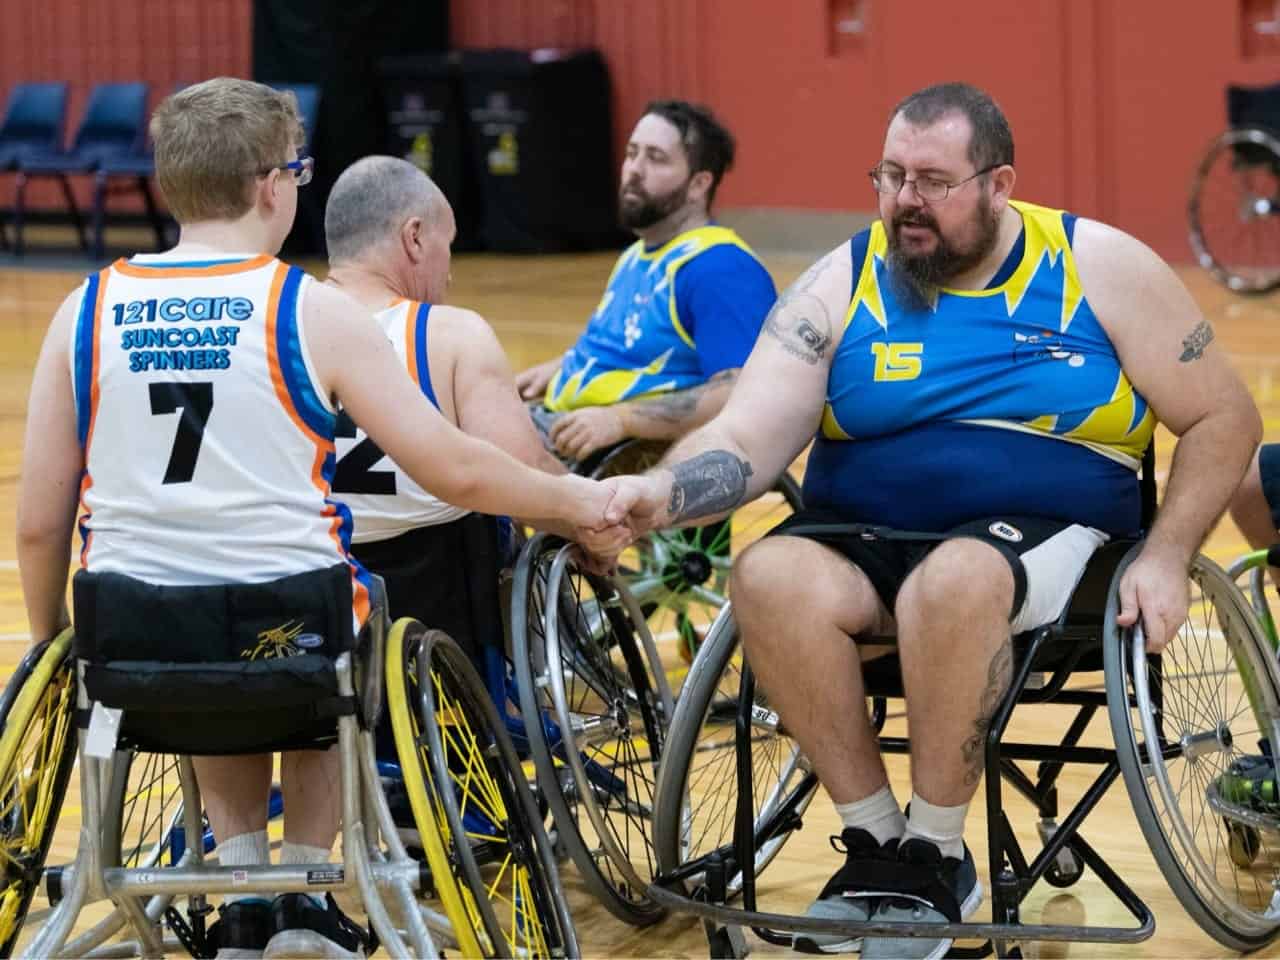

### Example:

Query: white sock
xmin=280 ymin=841 xmax=333 ymax=909
xmin=834 ymin=785 xmax=905 ymax=846
xmin=217 ymin=829 xmax=270 ymax=905
xmin=903 ymin=793 xmax=968 ymax=860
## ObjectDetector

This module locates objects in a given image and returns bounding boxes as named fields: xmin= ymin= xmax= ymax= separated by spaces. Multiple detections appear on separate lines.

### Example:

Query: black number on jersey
xmin=148 ymin=382 xmax=214 ymax=484
xmin=332 ymin=410 xmax=397 ymax=495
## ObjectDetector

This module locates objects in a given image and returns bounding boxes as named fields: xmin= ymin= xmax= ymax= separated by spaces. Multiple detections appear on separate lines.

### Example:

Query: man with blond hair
xmin=17 ymin=78 xmax=623 ymax=960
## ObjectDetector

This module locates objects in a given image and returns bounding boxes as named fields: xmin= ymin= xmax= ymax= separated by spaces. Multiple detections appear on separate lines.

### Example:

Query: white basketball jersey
xmin=336 ymin=299 xmax=469 ymax=545
xmin=71 ymin=253 xmax=373 ymax=627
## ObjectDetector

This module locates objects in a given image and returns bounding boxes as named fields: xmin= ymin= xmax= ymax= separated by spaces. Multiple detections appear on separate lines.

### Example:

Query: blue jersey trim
xmin=1062 ymin=211 xmax=1078 ymax=245
xmin=986 ymin=228 xmax=1025 ymax=289
xmin=74 ymin=274 xmax=99 ymax=448
xmin=414 ymin=302 xmax=439 ymax=409
xmin=848 ymin=228 xmax=872 ymax=302
xmin=274 ymin=266 xmax=334 ymax=438
xmin=126 ymin=258 xmax=252 ymax=268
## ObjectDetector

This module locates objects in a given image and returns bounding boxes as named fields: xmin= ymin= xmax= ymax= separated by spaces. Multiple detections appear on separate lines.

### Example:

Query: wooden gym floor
xmin=1 ymin=242 xmax=1280 ymax=957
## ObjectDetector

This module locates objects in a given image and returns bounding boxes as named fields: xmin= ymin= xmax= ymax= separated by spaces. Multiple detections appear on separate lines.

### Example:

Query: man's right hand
xmin=516 ymin=358 xmax=558 ymax=401
xmin=600 ymin=473 xmax=671 ymax=539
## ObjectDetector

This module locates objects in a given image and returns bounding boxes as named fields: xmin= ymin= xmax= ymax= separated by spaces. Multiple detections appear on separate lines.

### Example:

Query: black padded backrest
xmin=72 ymin=564 xmax=356 ymax=663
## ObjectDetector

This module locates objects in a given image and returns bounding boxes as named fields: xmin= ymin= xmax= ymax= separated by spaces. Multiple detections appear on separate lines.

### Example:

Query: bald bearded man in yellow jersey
xmin=608 ymin=83 xmax=1260 ymax=958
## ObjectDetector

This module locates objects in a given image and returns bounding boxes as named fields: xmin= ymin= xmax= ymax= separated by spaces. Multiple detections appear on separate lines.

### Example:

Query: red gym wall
xmin=0 ymin=0 xmax=251 ymax=213
xmin=2 ymin=0 xmax=1277 ymax=261
xmin=454 ymin=0 xmax=1280 ymax=261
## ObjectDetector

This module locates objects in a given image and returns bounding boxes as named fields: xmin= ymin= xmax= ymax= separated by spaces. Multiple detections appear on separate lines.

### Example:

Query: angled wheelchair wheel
xmin=1106 ymin=550 xmax=1280 ymax=951
xmin=653 ymin=604 xmax=818 ymax=896
xmin=102 ymin=751 xmax=192 ymax=870
xmin=588 ymin=440 xmax=803 ymax=678
xmin=385 ymin=618 xmax=490 ymax=958
xmin=412 ymin=627 xmax=578 ymax=959
xmin=1188 ymin=126 xmax=1280 ymax=294
xmin=512 ymin=533 xmax=672 ymax=925
xmin=0 ymin=631 xmax=77 ymax=958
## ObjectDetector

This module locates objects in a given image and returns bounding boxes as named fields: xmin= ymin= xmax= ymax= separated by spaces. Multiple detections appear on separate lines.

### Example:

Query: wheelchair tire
xmin=1188 ymin=125 xmax=1280 ymax=295
xmin=411 ymin=626 xmax=578 ymax=959
xmin=512 ymin=533 xmax=670 ymax=926
xmin=1106 ymin=549 xmax=1280 ymax=951
xmin=385 ymin=618 xmax=489 ymax=959
xmin=0 ymin=631 xmax=77 ymax=958
xmin=652 ymin=603 xmax=818 ymax=896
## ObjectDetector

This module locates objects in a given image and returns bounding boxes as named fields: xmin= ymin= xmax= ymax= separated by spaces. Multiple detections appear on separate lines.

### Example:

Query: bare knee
xmin=733 ymin=537 xmax=883 ymax=649
xmin=896 ymin=538 xmax=1014 ymax=630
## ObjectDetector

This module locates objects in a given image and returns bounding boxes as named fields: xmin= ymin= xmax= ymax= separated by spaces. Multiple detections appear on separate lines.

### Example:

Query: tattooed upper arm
xmin=1179 ymin=320 xmax=1214 ymax=362
xmin=761 ymin=252 xmax=843 ymax=367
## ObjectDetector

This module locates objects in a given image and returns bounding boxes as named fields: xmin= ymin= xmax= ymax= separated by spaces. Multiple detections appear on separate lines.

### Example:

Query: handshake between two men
xmin=568 ymin=450 xmax=756 ymax=570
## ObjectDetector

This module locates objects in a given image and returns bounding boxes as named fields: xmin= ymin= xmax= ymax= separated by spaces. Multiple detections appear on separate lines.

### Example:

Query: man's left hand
xmin=1116 ymin=541 xmax=1191 ymax=652
xmin=549 ymin=407 xmax=627 ymax=461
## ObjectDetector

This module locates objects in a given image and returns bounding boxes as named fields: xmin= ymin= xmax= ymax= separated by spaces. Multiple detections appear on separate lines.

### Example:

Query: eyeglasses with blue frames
xmin=259 ymin=156 xmax=313 ymax=187
xmin=868 ymin=163 xmax=1000 ymax=202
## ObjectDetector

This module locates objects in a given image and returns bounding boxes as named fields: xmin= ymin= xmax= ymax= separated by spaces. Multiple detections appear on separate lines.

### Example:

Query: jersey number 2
xmin=148 ymin=382 xmax=213 ymax=484
xmin=332 ymin=411 xmax=397 ymax=495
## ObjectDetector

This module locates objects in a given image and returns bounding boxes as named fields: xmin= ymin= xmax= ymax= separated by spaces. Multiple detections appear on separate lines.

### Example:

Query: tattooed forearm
xmin=666 ymin=450 xmax=754 ymax=523
xmin=763 ymin=254 xmax=837 ymax=365
xmin=961 ymin=640 xmax=1013 ymax=786
xmin=625 ymin=370 xmax=737 ymax=426
xmin=1179 ymin=321 xmax=1214 ymax=362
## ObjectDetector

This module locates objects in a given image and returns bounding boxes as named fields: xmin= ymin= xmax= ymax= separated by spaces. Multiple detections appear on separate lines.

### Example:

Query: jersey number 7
xmin=148 ymin=382 xmax=214 ymax=484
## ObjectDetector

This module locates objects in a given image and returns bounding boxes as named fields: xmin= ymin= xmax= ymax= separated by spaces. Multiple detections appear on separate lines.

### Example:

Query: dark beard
xmin=619 ymin=178 xmax=690 ymax=230
xmin=886 ymin=196 xmax=1000 ymax=308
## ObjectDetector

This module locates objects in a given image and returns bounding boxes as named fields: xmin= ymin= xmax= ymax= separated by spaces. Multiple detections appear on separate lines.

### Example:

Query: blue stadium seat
xmin=14 ymin=82 xmax=148 ymax=255
xmin=0 ymin=83 xmax=69 ymax=250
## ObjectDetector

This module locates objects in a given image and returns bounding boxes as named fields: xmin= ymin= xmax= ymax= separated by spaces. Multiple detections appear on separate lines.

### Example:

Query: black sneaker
xmin=207 ymin=897 xmax=271 ymax=960
xmin=262 ymin=893 xmax=370 ymax=959
xmin=861 ymin=837 xmax=983 ymax=960
xmin=793 ymin=827 xmax=901 ymax=954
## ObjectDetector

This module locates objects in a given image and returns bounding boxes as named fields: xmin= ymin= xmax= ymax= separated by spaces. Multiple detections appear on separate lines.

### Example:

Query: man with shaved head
xmin=322 ymin=155 xmax=565 ymax=639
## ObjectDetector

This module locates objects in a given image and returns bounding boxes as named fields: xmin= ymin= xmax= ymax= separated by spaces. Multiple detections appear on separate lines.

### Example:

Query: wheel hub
xmin=663 ymin=551 xmax=713 ymax=591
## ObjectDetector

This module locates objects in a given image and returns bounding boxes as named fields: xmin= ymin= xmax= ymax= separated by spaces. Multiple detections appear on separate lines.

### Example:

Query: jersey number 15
xmin=870 ymin=342 xmax=923 ymax=382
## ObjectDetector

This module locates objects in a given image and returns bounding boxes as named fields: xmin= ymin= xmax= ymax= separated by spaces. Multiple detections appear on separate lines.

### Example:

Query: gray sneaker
xmin=861 ymin=838 xmax=983 ymax=960
xmin=793 ymin=828 xmax=901 ymax=954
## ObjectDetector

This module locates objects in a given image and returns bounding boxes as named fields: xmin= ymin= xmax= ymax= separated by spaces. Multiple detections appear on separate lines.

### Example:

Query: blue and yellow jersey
xmin=544 ymin=225 xmax=776 ymax=411
xmin=803 ymin=200 xmax=1154 ymax=536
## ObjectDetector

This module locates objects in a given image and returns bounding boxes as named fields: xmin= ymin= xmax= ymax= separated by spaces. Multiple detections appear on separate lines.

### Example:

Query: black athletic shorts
xmin=769 ymin=509 xmax=1108 ymax=632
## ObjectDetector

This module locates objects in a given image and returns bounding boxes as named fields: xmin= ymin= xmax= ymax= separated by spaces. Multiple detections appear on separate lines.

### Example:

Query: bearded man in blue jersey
xmin=516 ymin=100 xmax=776 ymax=464
xmin=608 ymin=82 xmax=1261 ymax=958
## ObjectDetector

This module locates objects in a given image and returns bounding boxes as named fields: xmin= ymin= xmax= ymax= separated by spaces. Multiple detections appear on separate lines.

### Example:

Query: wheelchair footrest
xmin=645 ymin=883 xmax=1155 ymax=945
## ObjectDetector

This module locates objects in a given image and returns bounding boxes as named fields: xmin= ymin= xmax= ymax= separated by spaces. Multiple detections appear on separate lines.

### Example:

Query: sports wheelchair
xmin=1189 ymin=81 xmax=1280 ymax=294
xmin=499 ymin=437 xmax=800 ymax=926
xmin=0 ymin=565 xmax=577 ymax=959
xmin=645 ymin=458 xmax=1280 ymax=957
